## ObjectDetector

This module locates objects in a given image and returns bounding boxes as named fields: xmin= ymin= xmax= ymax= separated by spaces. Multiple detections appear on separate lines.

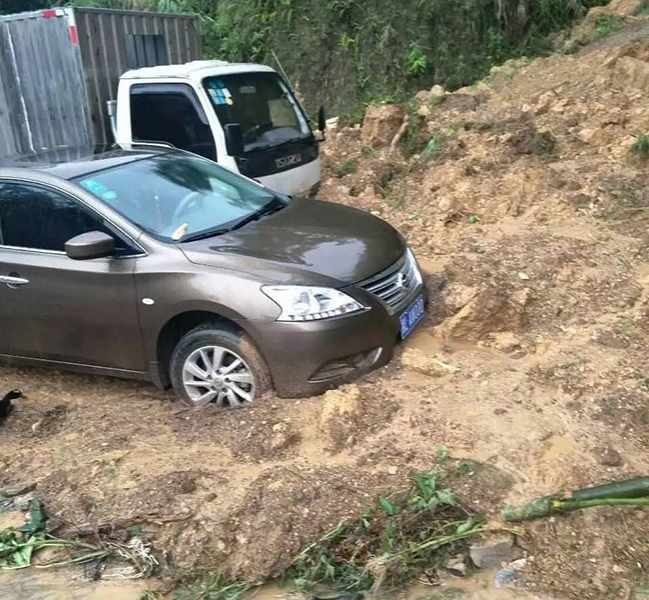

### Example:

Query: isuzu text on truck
xmin=0 ymin=7 xmax=323 ymax=197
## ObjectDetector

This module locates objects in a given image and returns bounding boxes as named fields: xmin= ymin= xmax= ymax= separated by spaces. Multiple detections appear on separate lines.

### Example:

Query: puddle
xmin=406 ymin=330 xmax=500 ymax=359
xmin=541 ymin=435 xmax=576 ymax=463
xmin=0 ymin=569 xmax=553 ymax=600
xmin=0 ymin=569 xmax=149 ymax=600
xmin=418 ymin=257 xmax=447 ymax=274
xmin=251 ymin=570 xmax=549 ymax=599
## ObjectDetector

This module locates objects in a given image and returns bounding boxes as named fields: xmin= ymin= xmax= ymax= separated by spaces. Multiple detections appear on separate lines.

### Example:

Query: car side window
xmin=130 ymin=84 xmax=217 ymax=162
xmin=0 ymin=182 xmax=135 ymax=255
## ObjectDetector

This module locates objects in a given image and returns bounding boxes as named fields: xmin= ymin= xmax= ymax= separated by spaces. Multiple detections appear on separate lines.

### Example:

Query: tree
xmin=0 ymin=0 xmax=49 ymax=14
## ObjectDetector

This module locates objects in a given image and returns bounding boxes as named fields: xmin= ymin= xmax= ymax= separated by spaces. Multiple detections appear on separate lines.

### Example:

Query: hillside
xmin=318 ymin=0 xmax=649 ymax=595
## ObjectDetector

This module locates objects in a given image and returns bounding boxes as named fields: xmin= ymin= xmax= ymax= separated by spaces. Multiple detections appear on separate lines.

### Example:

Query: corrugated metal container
xmin=0 ymin=7 xmax=201 ymax=156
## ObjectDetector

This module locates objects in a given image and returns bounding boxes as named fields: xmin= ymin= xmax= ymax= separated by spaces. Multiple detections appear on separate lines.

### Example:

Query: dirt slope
xmin=1 ymin=4 xmax=649 ymax=600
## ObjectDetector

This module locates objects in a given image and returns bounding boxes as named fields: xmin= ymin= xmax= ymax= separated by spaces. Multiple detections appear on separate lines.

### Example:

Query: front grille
xmin=360 ymin=252 xmax=420 ymax=309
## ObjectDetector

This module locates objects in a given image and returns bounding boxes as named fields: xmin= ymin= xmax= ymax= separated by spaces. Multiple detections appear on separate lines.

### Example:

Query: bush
xmin=593 ymin=15 xmax=624 ymax=40
xmin=631 ymin=134 xmax=649 ymax=158
xmin=633 ymin=0 xmax=649 ymax=15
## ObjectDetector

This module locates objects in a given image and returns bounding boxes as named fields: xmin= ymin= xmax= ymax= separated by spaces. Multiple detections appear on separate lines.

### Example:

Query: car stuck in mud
xmin=0 ymin=146 xmax=426 ymax=406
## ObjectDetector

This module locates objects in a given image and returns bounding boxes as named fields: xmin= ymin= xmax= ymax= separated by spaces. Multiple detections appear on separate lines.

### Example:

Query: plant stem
xmin=554 ymin=498 xmax=649 ymax=511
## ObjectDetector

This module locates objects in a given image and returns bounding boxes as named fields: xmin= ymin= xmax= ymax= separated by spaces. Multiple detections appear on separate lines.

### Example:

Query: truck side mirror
xmin=317 ymin=106 xmax=326 ymax=132
xmin=224 ymin=123 xmax=244 ymax=156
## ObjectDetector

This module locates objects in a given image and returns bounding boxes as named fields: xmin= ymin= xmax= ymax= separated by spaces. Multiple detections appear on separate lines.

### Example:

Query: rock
xmin=414 ymin=89 xmax=432 ymax=104
xmin=611 ymin=56 xmax=649 ymax=92
xmin=443 ymin=94 xmax=479 ymax=112
xmin=532 ymin=91 xmax=557 ymax=116
xmin=319 ymin=385 xmax=364 ymax=450
xmin=268 ymin=422 xmax=301 ymax=453
xmin=490 ymin=332 xmax=522 ymax=353
xmin=593 ymin=0 xmax=645 ymax=17
xmin=361 ymin=104 xmax=405 ymax=148
xmin=430 ymin=84 xmax=445 ymax=97
xmin=595 ymin=445 xmax=624 ymax=467
xmin=444 ymin=283 xmax=478 ymax=314
xmin=438 ymin=195 xmax=467 ymax=214
xmin=446 ymin=555 xmax=468 ymax=577
xmin=401 ymin=348 xmax=457 ymax=377
xmin=0 ymin=482 xmax=36 ymax=498
xmin=512 ymin=288 xmax=532 ymax=307
xmin=518 ymin=272 xmax=530 ymax=280
xmin=494 ymin=558 xmax=528 ymax=588
xmin=439 ymin=286 xmax=529 ymax=341
xmin=470 ymin=533 xmax=516 ymax=569
xmin=417 ymin=103 xmax=432 ymax=117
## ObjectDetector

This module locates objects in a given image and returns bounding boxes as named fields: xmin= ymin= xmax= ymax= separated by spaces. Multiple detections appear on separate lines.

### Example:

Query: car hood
xmin=180 ymin=198 xmax=405 ymax=285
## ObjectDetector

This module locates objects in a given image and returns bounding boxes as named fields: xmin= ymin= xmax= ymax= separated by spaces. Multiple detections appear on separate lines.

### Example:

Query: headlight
xmin=407 ymin=248 xmax=423 ymax=285
xmin=262 ymin=285 xmax=365 ymax=322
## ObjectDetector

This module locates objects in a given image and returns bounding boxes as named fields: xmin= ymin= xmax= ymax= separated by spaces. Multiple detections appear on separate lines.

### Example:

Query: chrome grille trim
xmin=360 ymin=252 xmax=420 ymax=310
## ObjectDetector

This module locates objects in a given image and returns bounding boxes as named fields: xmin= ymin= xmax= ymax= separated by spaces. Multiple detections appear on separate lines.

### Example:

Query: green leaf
xmin=436 ymin=489 xmax=456 ymax=506
xmin=378 ymin=497 xmax=398 ymax=516
xmin=436 ymin=444 xmax=450 ymax=461
xmin=18 ymin=500 xmax=46 ymax=536
xmin=456 ymin=518 xmax=475 ymax=535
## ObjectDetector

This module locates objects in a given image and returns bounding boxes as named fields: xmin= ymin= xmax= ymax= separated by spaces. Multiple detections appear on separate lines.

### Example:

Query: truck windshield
xmin=203 ymin=72 xmax=311 ymax=151
xmin=72 ymin=152 xmax=282 ymax=243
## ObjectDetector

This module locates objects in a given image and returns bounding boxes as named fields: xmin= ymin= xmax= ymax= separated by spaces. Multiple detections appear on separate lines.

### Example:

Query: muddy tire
xmin=170 ymin=324 xmax=271 ymax=408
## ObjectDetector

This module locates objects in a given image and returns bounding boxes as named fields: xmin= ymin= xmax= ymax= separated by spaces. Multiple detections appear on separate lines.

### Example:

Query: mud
xmin=2 ymin=4 xmax=649 ymax=600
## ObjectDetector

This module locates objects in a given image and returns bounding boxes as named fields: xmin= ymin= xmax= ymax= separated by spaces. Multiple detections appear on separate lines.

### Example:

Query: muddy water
xmin=253 ymin=572 xmax=549 ymax=600
xmin=0 ymin=570 xmax=150 ymax=600
xmin=0 ymin=569 xmax=553 ymax=600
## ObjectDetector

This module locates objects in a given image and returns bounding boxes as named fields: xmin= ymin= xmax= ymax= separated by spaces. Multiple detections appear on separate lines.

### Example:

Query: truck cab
xmin=115 ymin=61 xmax=321 ymax=198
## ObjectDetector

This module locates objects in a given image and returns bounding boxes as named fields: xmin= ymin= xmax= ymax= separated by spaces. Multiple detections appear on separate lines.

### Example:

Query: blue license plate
xmin=399 ymin=295 xmax=425 ymax=339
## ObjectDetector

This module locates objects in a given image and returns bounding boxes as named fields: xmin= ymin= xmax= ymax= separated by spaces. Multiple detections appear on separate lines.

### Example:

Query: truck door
xmin=129 ymin=84 xmax=217 ymax=162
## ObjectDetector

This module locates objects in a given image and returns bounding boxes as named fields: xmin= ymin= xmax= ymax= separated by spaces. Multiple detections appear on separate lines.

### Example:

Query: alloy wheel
xmin=181 ymin=345 xmax=256 ymax=407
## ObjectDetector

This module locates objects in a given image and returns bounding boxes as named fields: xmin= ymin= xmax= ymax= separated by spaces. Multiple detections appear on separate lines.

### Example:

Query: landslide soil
xmin=2 ymin=5 xmax=649 ymax=599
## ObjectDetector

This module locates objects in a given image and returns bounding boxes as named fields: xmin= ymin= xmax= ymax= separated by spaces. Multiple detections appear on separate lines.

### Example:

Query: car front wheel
xmin=170 ymin=324 xmax=271 ymax=408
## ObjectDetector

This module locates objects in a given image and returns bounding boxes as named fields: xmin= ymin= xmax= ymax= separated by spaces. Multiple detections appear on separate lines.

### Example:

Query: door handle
xmin=0 ymin=275 xmax=29 ymax=289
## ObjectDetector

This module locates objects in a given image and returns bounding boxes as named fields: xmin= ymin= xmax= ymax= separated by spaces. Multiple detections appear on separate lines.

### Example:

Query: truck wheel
xmin=170 ymin=324 xmax=271 ymax=408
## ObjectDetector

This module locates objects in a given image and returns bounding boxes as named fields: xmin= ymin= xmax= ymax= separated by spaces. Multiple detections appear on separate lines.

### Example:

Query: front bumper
xmin=248 ymin=283 xmax=427 ymax=397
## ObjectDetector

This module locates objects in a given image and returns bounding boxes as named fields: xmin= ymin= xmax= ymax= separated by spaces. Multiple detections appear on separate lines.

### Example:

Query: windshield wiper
xmin=180 ymin=227 xmax=232 ymax=243
xmin=247 ymin=135 xmax=310 ymax=152
xmin=179 ymin=200 xmax=285 ymax=243
xmin=230 ymin=199 xmax=285 ymax=231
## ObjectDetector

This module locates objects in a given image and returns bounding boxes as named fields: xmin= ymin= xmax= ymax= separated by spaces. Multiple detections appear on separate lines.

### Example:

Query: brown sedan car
xmin=0 ymin=146 xmax=426 ymax=406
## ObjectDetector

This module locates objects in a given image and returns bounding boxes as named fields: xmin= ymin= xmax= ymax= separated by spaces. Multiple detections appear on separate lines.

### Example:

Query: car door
xmin=0 ymin=180 xmax=145 ymax=372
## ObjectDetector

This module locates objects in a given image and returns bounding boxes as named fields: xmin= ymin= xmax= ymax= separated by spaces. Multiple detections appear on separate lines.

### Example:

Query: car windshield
xmin=72 ymin=152 xmax=280 ymax=243
xmin=203 ymin=72 xmax=311 ymax=151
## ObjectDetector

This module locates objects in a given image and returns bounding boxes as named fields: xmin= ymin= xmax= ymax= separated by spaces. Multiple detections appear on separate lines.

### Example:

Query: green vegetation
xmin=398 ymin=101 xmax=428 ymax=158
xmin=0 ymin=499 xmax=157 ymax=575
xmin=631 ymin=133 xmax=649 ymax=158
xmin=170 ymin=576 xmax=258 ymax=600
xmin=633 ymin=0 xmax=649 ymax=15
xmin=592 ymin=14 xmax=624 ymax=40
xmin=334 ymin=159 xmax=358 ymax=177
xmin=283 ymin=470 xmax=485 ymax=592
xmin=63 ymin=0 xmax=609 ymax=118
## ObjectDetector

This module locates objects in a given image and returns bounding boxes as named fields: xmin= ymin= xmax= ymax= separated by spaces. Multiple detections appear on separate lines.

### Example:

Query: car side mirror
xmin=224 ymin=123 xmax=244 ymax=156
xmin=65 ymin=231 xmax=115 ymax=260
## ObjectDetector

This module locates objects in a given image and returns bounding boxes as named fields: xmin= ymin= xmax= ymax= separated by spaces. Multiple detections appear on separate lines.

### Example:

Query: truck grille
xmin=360 ymin=252 xmax=420 ymax=309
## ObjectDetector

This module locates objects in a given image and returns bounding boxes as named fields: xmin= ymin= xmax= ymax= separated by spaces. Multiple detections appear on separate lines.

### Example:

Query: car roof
xmin=0 ymin=145 xmax=172 ymax=180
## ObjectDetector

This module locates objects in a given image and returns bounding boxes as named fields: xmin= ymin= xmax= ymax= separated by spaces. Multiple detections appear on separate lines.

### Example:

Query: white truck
xmin=0 ymin=7 xmax=323 ymax=197
xmin=115 ymin=61 xmax=324 ymax=197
